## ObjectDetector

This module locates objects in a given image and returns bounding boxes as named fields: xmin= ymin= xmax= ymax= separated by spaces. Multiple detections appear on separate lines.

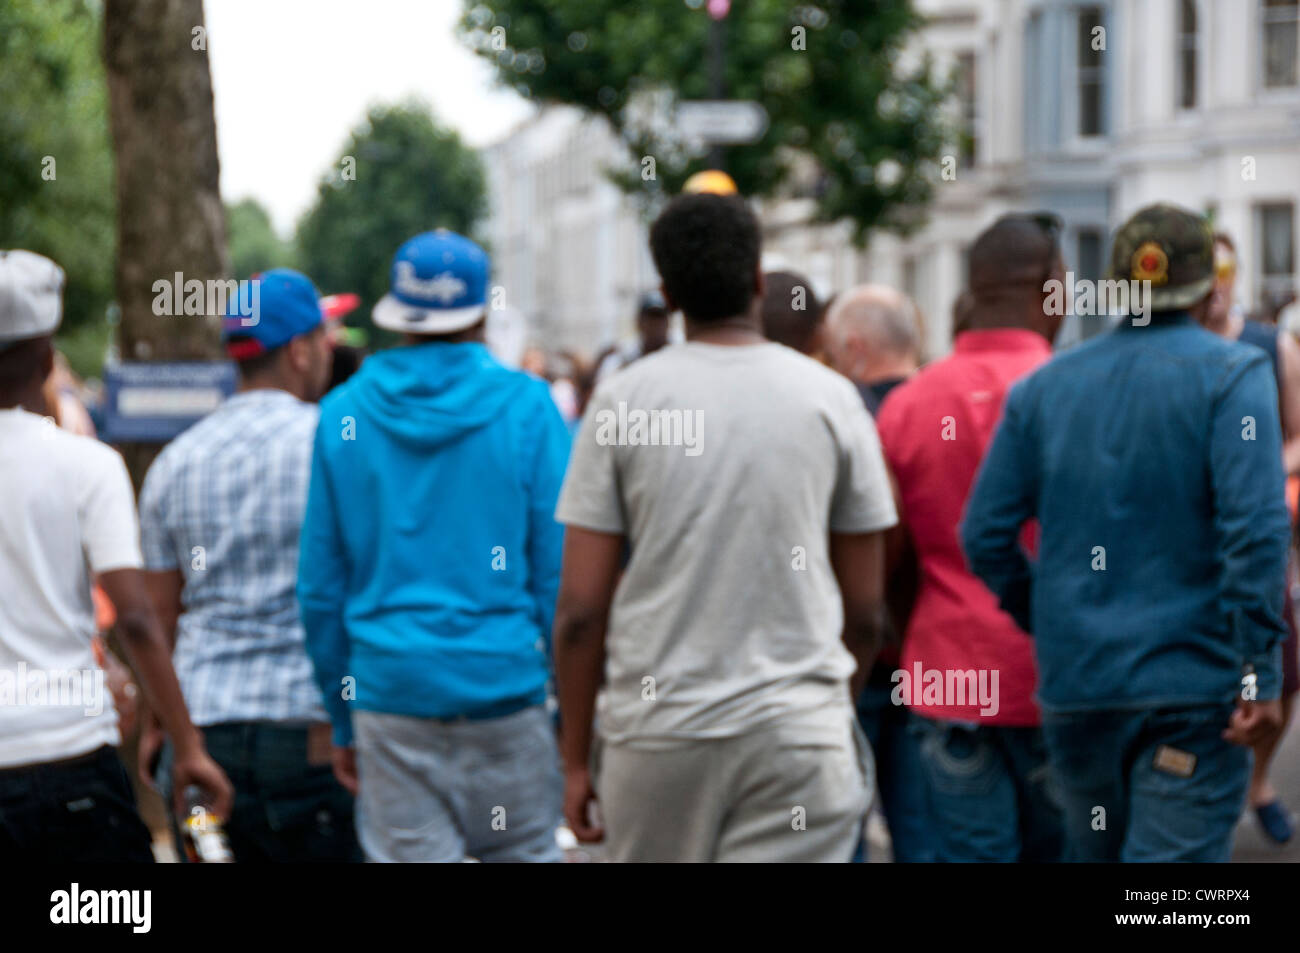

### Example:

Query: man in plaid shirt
xmin=138 ymin=269 xmax=360 ymax=862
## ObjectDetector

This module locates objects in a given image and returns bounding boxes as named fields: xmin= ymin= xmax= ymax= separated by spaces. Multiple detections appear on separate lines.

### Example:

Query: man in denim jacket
xmin=962 ymin=203 xmax=1289 ymax=862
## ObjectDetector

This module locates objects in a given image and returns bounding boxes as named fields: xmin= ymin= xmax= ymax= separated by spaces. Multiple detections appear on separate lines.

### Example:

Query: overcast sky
xmin=205 ymin=0 xmax=534 ymax=236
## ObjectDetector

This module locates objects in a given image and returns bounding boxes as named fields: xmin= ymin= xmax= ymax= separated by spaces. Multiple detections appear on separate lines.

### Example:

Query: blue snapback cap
xmin=372 ymin=229 xmax=489 ymax=334
xmin=222 ymin=268 xmax=324 ymax=360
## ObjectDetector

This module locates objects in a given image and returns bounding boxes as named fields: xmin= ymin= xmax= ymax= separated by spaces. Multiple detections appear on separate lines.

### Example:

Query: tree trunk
xmin=103 ymin=0 xmax=227 ymax=485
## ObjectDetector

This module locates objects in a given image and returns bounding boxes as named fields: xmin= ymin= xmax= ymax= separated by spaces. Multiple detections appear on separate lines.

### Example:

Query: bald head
xmin=825 ymin=284 xmax=922 ymax=386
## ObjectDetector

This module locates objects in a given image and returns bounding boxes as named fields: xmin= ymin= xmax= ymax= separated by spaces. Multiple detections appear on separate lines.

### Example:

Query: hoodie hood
xmin=345 ymin=341 xmax=532 ymax=450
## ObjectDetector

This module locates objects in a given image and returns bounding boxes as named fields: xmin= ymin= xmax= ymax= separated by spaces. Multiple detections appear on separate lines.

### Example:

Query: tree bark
xmin=103 ymin=0 xmax=227 ymax=486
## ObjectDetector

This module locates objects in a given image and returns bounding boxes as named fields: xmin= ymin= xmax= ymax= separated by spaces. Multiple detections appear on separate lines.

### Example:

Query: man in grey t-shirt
xmin=553 ymin=194 xmax=898 ymax=862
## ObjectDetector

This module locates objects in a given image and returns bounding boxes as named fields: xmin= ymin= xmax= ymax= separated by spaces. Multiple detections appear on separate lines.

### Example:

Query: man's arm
xmin=136 ymin=569 xmax=184 ymax=786
xmin=830 ymin=530 xmax=888 ymax=698
xmin=961 ymin=390 xmax=1036 ymax=633
xmin=297 ymin=422 xmax=353 ymax=749
xmin=1275 ymin=331 xmax=1300 ymax=476
xmin=144 ymin=570 xmax=184 ymax=652
xmin=1210 ymin=355 xmax=1289 ymax=721
xmin=98 ymin=568 xmax=232 ymax=819
xmin=553 ymin=526 xmax=622 ymax=842
xmin=882 ymin=466 xmax=919 ymax=642
xmin=525 ymin=389 xmax=571 ymax=652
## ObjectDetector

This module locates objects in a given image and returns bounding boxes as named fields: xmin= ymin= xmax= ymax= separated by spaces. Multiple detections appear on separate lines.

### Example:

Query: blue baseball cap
xmin=372 ymin=229 xmax=489 ymax=334
xmin=222 ymin=268 xmax=325 ymax=360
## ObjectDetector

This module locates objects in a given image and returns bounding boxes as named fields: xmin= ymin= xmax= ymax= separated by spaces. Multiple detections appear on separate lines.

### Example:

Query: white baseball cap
xmin=0 ymin=250 xmax=64 ymax=347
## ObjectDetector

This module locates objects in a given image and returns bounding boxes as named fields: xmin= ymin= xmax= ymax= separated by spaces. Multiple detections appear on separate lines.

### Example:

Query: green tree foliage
xmin=227 ymin=198 xmax=294 ymax=279
xmin=459 ymin=0 xmax=951 ymax=242
xmin=0 ymin=0 xmax=115 ymax=339
xmin=295 ymin=102 xmax=487 ymax=333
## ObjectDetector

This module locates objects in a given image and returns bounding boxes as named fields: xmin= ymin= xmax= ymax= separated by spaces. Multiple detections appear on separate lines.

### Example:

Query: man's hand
xmin=564 ymin=765 xmax=603 ymax=843
xmin=331 ymin=746 xmax=359 ymax=795
xmin=1223 ymin=698 xmax=1284 ymax=747
xmin=171 ymin=749 xmax=234 ymax=820
xmin=137 ymin=714 xmax=164 ymax=791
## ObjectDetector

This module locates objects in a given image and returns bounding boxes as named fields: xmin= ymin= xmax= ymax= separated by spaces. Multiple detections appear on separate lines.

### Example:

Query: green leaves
xmin=0 ymin=0 xmax=116 ymax=356
xmin=294 ymin=101 xmax=488 ymax=341
xmin=459 ymin=0 xmax=953 ymax=242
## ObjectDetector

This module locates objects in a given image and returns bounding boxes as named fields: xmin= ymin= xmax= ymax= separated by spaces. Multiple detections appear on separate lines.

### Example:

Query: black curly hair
xmin=649 ymin=193 xmax=761 ymax=323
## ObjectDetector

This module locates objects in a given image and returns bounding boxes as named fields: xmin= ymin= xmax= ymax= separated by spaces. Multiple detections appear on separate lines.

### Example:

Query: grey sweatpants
xmin=597 ymin=715 xmax=873 ymax=862
xmin=353 ymin=705 xmax=563 ymax=863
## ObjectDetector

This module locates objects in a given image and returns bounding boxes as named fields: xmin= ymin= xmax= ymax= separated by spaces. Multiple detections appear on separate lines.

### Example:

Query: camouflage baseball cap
xmin=1108 ymin=203 xmax=1215 ymax=312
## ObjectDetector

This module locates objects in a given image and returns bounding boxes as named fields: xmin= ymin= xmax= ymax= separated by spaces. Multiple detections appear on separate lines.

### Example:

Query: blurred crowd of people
xmin=1 ymin=188 xmax=1297 ymax=863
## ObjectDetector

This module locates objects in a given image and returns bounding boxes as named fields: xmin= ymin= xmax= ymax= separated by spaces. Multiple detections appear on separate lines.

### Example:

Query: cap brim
xmin=372 ymin=294 xmax=485 ymax=334
xmin=1148 ymin=275 xmax=1215 ymax=312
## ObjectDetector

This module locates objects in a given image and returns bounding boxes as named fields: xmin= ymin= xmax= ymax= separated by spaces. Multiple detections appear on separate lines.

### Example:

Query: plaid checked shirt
xmin=139 ymin=389 xmax=328 ymax=726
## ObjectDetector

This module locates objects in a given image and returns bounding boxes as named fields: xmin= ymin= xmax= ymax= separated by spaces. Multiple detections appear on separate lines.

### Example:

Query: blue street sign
xmin=101 ymin=361 xmax=237 ymax=443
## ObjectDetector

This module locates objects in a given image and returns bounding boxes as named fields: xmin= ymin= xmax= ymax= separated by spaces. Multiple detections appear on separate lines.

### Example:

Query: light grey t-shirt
xmin=556 ymin=341 xmax=897 ymax=748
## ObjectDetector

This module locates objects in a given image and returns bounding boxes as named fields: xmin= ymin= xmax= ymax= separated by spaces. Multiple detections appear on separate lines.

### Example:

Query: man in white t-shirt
xmin=0 ymin=250 xmax=231 ymax=862
xmin=554 ymin=195 xmax=897 ymax=862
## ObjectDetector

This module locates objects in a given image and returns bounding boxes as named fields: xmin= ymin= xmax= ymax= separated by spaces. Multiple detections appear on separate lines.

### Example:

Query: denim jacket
xmin=961 ymin=312 xmax=1289 ymax=711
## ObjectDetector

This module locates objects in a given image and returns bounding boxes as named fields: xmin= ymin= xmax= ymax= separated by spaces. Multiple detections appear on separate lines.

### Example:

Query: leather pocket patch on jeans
xmin=1152 ymin=744 xmax=1197 ymax=778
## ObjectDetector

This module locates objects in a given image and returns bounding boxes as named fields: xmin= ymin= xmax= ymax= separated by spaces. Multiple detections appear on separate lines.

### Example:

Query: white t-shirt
xmin=0 ymin=408 xmax=142 ymax=767
xmin=557 ymin=341 xmax=897 ymax=748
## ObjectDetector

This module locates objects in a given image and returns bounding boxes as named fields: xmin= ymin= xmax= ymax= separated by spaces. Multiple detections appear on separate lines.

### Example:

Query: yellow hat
xmin=682 ymin=169 xmax=738 ymax=196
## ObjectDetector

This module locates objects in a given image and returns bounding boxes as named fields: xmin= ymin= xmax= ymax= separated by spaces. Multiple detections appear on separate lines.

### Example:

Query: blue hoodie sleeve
xmin=1210 ymin=353 xmax=1289 ymax=701
xmin=525 ymin=385 xmax=570 ymax=656
xmin=961 ymin=383 xmax=1037 ymax=634
xmin=297 ymin=417 xmax=354 ymax=747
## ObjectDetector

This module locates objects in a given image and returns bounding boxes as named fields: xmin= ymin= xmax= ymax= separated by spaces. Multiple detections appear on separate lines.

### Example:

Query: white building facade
xmin=485 ymin=0 xmax=1300 ymax=358
xmin=483 ymin=106 xmax=659 ymax=354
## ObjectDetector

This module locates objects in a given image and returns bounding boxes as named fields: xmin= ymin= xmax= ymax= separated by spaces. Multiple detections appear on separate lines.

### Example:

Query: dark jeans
xmin=0 ymin=745 xmax=154 ymax=862
xmin=914 ymin=717 xmax=1065 ymax=862
xmin=855 ymin=671 xmax=937 ymax=862
xmin=159 ymin=721 xmax=361 ymax=863
xmin=1042 ymin=704 xmax=1247 ymax=862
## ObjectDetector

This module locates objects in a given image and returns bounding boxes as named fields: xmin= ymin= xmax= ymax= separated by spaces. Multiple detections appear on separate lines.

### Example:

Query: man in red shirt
xmin=874 ymin=214 xmax=1067 ymax=861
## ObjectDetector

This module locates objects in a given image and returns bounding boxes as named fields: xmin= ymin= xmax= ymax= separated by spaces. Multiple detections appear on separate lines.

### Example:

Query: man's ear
xmin=753 ymin=265 xmax=766 ymax=300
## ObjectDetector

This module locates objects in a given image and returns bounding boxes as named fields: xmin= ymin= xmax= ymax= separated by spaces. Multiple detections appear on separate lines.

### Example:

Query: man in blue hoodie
xmin=297 ymin=230 xmax=570 ymax=862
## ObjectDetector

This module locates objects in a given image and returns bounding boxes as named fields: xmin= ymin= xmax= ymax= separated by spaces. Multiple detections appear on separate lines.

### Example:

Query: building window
xmin=1264 ymin=0 xmax=1300 ymax=87
xmin=956 ymin=51 xmax=978 ymax=167
xmin=1024 ymin=11 xmax=1043 ymax=154
xmin=1178 ymin=0 xmax=1199 ymax=109
xmin=1077 ymin=7 xmax=1106 ymax=136
xmin=1257 ymin=202 xmax=1296 ymax=311
xmin=902 ymin=254 xmax=919 ymax=305
xmin=1077 ymin=228 xmax=1104 ymax=282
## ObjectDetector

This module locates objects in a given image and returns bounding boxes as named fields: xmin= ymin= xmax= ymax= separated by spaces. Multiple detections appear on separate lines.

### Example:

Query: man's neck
xmin=685 ymin=311 xmax=765 ymax=346
xmin=0 ymin=383 xmax=48 ymax=415
xmin=860 ymin=359 xmax=916 ymax=387
xmin=1203 ymin=309 xmax=1243 ymax=341
xmin=238 ymin=379 xmax=303 ymax=401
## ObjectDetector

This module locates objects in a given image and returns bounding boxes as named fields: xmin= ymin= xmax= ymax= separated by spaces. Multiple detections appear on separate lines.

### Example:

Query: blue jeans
xmin=914 ymin=717 xmax=1065 ymax=862
xmin=1041 ymin=704 xmax=1247 ymax=862
xmin=855 ymin=674 xmax=937 ymax=862
xmin=159 ymin=722 xmax=361 ymax=863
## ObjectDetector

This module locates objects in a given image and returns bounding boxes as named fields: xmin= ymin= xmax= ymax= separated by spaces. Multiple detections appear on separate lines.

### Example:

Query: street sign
xmin=101 ymin=361 xmax=237 ymax=443
xmin=676 ymin=100 xmax=769 ymax=145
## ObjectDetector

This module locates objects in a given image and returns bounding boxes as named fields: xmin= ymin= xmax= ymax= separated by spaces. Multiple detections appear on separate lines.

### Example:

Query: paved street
xmin=1232 ymin=719 xmax=1300 ymax=862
